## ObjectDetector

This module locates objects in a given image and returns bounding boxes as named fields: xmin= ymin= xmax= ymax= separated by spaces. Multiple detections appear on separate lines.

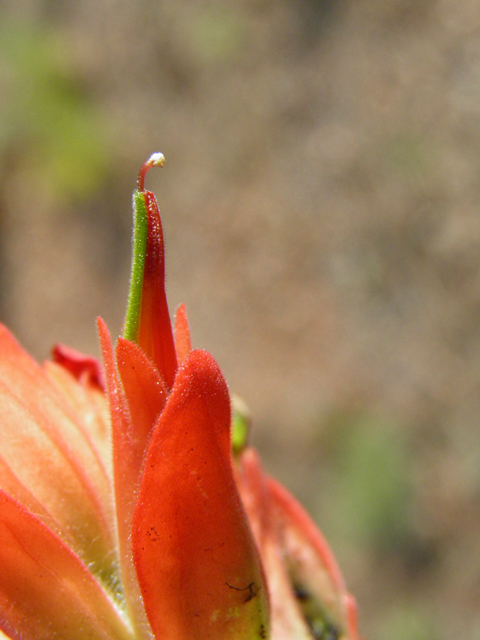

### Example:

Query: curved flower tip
xmin=124 ymin=152 xmax=177 ymax=389
xmin=137 ymin=152 xmax=165 ymax=191
xmin=132 ymin=349 xmax=269 ymax=640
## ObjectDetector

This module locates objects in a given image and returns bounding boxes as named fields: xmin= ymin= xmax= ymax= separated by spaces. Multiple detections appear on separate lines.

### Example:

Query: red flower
xmin=0 ymin=154 xmax=360 ymax=640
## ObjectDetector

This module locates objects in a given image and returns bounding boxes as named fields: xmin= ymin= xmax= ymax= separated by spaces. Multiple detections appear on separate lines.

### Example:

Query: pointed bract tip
xmin=137 ymin=152 xmax=166 ymax=191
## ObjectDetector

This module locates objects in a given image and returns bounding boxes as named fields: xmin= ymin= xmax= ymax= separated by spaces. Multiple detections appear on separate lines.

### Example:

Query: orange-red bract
xmin=132 ymin=349 xmax=269 ymax=640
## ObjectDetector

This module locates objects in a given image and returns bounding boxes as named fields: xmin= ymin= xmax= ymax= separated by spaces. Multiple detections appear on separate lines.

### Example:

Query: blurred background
xmin=1 ymin=1 xmax=480 ymax=637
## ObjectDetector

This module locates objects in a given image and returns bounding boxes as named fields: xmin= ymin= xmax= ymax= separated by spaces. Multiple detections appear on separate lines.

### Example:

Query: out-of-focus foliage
xmin=375 ymin=605 xmax=437 ymax=640
xmin=185 ymin=6 xmax=247 ymax=65
xmin=0 ymin=19 xmax=109 ymax=201
xmin=326 ymin=414 xmax=412 ymax=552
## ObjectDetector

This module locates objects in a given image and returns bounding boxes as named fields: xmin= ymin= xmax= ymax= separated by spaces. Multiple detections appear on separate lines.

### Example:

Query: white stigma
xmin=147 ymin=152 xmax=166 ymax=168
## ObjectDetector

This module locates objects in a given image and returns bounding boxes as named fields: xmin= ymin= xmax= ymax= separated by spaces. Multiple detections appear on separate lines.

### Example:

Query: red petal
xmin=137 ymin=190 xmax=177 ymax=388
xmin=116 ymin=337 xmax=168 ymax=453
xmin=97 ymin=319 xmax=152 ymax=637
xmin=44 ymin=361 xmax=112 ymax=478
xmin=52 ymin=343 xmax=105 ymax=390
xmin=0 ymin=324 xmax=116 ymax=578
xmin=238 ymin=449 xmax=313 ymax=640
xmin=238 ymin=448 xmax=360 ymax=640
xmin=132 ymin=350 xmax=269 ymax=640
xmin=174 ymin=303 xmax=192 ymax=365
xmin=266 ymin=476 xmax=359 ymax=640
xmin=0 ymin=491 xmax=131 ymax=640
xmin=266 ymin=476 xmax=345 ymax=592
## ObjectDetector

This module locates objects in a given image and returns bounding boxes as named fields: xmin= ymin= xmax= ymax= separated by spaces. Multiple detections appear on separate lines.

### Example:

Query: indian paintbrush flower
xmin=0 ymin=154 xmax=360 ymax=640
